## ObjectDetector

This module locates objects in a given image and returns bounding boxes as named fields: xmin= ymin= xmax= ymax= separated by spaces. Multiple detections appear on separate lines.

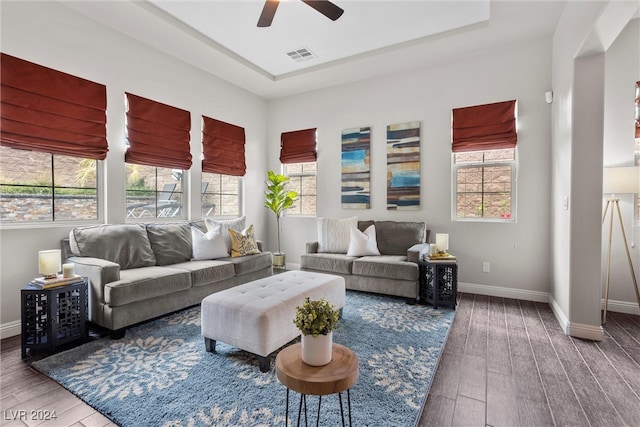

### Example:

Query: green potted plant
xmin=264 ymin=170 xmax=298 ymax=267
xmin=293 ymin=297 xmax=340 ymax=366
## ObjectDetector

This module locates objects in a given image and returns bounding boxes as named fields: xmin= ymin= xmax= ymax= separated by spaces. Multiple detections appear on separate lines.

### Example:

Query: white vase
xmin=301 ymin=331 xmax=333 ymax=366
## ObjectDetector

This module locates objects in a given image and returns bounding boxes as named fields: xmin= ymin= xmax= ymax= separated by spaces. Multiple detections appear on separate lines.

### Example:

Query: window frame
xmin=0 ymin=148 xmax=102 ymax=226
xmin=451 ymin=148 xmax=517 ymax=223
xmin=201 ymin=172 xmax=242 ymax=218
xmin=282 ymin=162 xmax=317 ymax=217
xmin=125 ymin=165 xmax=185 ymax=220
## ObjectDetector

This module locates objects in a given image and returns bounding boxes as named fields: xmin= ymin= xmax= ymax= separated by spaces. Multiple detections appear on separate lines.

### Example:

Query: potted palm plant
xmin=264 ymin=170 xmax=298 ymax=267
xmin=293 ymin=297 xmax=341 ymax=366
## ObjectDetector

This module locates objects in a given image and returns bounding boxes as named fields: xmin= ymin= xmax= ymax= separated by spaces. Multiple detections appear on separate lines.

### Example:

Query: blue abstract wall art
xmin=341 ymin=127 xmax=371 ymax=209
xmin=387 ymin=121 xmax=421 ymax=210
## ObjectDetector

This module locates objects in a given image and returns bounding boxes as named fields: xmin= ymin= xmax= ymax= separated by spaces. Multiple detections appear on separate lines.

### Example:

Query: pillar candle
xmin=62 ymin=263 xmax=75 ymax=278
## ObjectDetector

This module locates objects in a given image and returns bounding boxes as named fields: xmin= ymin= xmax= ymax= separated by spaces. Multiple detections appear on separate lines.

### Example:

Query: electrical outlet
xmin=482 ymin=262 xmax=490 ymax=273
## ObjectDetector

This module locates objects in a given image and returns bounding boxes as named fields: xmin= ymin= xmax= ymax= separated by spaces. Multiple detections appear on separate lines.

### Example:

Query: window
xmin=453 ymin=148 xmax=516 ymax=220
xmin=201 ymin=172 xmax=240 ymax=217
xmin=451 ymin=100 xmax=517 ymax=221
xmin=0 ymin=146 xmax=98 ymax=222
xmin=124 ymin=93 xmax=191 ymax=219
xmin=0 ymin=54 xmax=106 ymax=223
xmin=283 ymin=162 xmax=317 ymax=216
xmin=125 ymin=165 xmax=183 ymax=219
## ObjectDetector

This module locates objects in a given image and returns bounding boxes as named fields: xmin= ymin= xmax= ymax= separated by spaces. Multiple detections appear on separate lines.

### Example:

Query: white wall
xmin=551 ymin=1 xmax=639 ymax=339
xmin=0 ymin=1 xmax=269 ymax=336
xmin=268 ymin=38 xmax=553 ymax=301
xmin=603 ymin=18 xmax=640 ymax=309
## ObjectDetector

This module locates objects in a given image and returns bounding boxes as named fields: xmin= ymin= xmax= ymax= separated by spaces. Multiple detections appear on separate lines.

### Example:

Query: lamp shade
xmin=39 ymin=249 xmax=61 ymax=278
xmin=603 ymin=166 xmax=640 ymax=195
xmin=436 ymin=233 xmax=449 ymax=252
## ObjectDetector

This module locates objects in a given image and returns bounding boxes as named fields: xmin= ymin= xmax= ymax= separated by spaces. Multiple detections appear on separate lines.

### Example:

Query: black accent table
xmin=419 ymin=258 xmax=458 ymax=309
xmin=21 ymin=279 xmax=88 ymax=359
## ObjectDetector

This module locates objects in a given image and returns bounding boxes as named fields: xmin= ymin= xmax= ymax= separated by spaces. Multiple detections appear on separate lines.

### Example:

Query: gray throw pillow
xmin=373 ymin=221 xmax=426 ymax=255
xmin=146 ymin=223 xmax=192 ymax=266
xmin=69 ymin=224 xmax=156 ymax=269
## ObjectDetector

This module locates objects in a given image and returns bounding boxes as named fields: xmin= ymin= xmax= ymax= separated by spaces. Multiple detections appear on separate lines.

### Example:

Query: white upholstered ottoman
xmin=201 ymin=270 xmax=346 ymax=372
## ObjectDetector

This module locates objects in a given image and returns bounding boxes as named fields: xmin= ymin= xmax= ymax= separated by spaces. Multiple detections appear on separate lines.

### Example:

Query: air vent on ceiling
xmin=286 ymin=47 xmax=317 ymax=63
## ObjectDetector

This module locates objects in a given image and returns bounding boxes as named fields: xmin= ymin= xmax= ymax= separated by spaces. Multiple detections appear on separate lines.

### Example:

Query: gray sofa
xmin=61 ymin=221 xmax=272 ymax=335
xmin=300 ymin=220 xmax=429 ymax=301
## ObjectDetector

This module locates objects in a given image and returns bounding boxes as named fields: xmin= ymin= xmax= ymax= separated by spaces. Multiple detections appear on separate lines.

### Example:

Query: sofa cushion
xmin=352 ymin=255 xmax=419 ymax=281
xmin=191 ymin=225 xmax=228 ymax=260
xmin=169 ymin=260 xmax=236 ymax=287
xmin=300 ymin=253 xmax=357 ymax=275
xmin=69 ymin=224 xmax=156 ymax=269
xmin=347 ymin=224 xmax=381 ymax=257
xmin=146 ymin=223 xmax=192 ymax=266
xmin=317 ymin=216 xmax=358 ymax=253
xmin=228 ymin=225 xmax=261 ymax=257
xmin=105 ymin=266 xmax=191 ymax=306
xmin=372 ymin=221 xmax=426 ymax=255
xmin=219 ymin=251 xmax=273 ymax=277
xmin=205 ymin=216 xmax=246 ymax=255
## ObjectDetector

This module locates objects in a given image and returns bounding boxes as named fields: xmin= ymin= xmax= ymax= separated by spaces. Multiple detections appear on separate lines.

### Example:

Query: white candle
xmin=430 ymin=243 xmax=438 ymax=255
xmin=436 ymin=233 xmax=449 ymax=252
xmin=62 ymin=263 xmax=75 ymax=278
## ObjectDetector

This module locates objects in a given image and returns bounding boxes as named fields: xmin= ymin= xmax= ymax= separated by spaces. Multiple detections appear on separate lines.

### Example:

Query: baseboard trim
xmin=458 ymin=282 xmax=549 ymax=303
xmin=548 ymin=294 xmax=570 ymax=335
xmin=603 ymin=298 xmax=640 ymax=316
xmin=1 ymin=320 xmax=21 ymax=340
xmin=567 ymin=321 xmax=604 ymax=341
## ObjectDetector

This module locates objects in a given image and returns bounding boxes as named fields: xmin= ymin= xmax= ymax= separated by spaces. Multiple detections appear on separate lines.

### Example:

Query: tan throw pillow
xmin=228 ymin=224 xmax=261 ymax=257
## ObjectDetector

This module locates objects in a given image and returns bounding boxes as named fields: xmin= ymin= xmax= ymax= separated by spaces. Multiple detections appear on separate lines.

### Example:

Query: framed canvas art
xmin=341 ymin=127 xmax=371 ymax=209
xmin=387 ymin=122 xmax=420 ymax=210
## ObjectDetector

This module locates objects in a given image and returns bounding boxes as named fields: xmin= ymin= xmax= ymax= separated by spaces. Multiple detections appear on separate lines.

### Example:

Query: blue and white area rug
xmin=33 ymin=291 xmax=455 ymax=426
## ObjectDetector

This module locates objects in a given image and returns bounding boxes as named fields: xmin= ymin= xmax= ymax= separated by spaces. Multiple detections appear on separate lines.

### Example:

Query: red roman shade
xmin=202 ymin=116 xmax=246 ymax=176
xmin=125 ymin=92 xmax=191 ymax=170
xmin=280 ymin=128 xmax=317 ymax=163
xmin=635 ymin=81 xmax=639 ymax=139
xmin=452 ymin=100 xmax=517 ymax=152
xmin=0 ymin=53 xmax=108 ymax=160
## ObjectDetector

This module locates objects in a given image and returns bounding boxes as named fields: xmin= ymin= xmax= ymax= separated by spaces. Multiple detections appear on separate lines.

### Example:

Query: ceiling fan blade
xmin=301 ymin=0 xmax=344 ymax=21
xmin=257 ymin=0 xmax=280 ymax=27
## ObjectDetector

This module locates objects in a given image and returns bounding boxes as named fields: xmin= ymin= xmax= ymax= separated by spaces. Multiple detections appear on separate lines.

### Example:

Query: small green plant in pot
xmin=293 ymin=297 xmax=340 ymax=366
xmin=264 ymin=170 xmax=298 ymax=267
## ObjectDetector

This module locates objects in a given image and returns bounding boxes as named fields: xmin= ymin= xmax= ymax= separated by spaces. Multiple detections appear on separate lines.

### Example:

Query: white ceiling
xmin=61 ymin=0 xmax=567 ymax=99
xmin=148 ymin=0 xmax=491 ymax=76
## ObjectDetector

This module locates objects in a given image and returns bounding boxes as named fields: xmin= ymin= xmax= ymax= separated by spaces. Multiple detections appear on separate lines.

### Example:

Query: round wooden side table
xmin=276 ymin=342 xmax=359 ymax=426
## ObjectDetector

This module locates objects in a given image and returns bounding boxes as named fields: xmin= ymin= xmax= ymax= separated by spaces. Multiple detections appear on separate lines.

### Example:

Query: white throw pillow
xmin=317 ymin=216 xmax=358 ymax=253
xmin=191 ymin=225 xmax=229 ymax=260
xmin=205 ymin=216 xmax=246 ymax=255
xmin=347 ymin=225 xmax=381 ymax=257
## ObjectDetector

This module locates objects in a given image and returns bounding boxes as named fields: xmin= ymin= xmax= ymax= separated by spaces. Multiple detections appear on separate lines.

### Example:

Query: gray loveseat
xmin=300 ymin=220 xmax=429 ymax=301
xmin=61 ymin=221 xmax=272 ymax=336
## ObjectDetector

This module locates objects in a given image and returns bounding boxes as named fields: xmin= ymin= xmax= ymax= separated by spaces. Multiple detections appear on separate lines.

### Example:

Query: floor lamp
xmin=602 ymin=166 xmax=640 ymax=323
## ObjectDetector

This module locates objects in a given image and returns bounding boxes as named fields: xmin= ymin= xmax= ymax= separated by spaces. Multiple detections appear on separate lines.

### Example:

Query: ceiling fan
xmin=258 ymin=0 xmax=344 ymax=27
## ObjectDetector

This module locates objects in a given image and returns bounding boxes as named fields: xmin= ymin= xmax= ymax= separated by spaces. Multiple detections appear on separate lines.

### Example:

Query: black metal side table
xmin=21 ymin=279 xmax=88 ymax=359
xmin=419 ymin=258 xmax=458 ymax=309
